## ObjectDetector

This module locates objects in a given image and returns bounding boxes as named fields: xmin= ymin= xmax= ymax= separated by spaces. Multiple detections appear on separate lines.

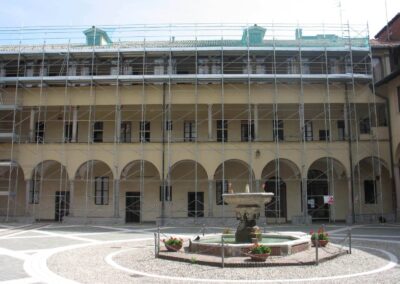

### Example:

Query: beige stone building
xmin=373 ymin=12 xmax=400 ymax=220
xmin=0 ymin=23 xmax=395 ymax=225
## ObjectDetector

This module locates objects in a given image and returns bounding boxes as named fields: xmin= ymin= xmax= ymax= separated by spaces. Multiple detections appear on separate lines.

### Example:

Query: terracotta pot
xmin=312 ymin=239 xmax=329 ymax=247
xmin=165 ymin=243 xmax=182 ymax=251
xmin=249 ymin=253 xmax=270 ymax=262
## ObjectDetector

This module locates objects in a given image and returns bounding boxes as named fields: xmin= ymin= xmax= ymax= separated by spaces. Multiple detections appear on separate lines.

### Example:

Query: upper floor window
xmin=165 ymin=120 xmax=173 ymax=131
xmin=64 ymin=122 xmax=73 ymax=143
xmin=372 ymin=57 xmax=383 ymax=82
xmin=184 ymin=121 xmax=196 ymax=142
xmin=140 ymin=121 xmax=150 ymax=142
xmin=120 ymin=121 xmax=131 ymax=143
xmin=273 ymin=119 xmax=284 ymax=141
xmin=217 ymin=120 xmax=228 ymax=142
xmin=35 ymin=121 xmax=45 ymax=143
xmin=359 ymin=118 xmax=370 ymax=134
xmin=337 ymin=120 xmax=345 ymax=141
xmin=241 ymin=120 xmax=254 ymax=142
xmin=319 ymin=130 xmax=330 ymax=141
xmin=92 ymin=121 xmax=103 ymax=143
xmin=304 ymin=120 xmax=313 ymax=141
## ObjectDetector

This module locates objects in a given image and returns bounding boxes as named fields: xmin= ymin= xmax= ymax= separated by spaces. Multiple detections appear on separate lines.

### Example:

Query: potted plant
xmin=310 ymin=227 xmax=329 ymax=247
xmin=163 ymin=236 xmax=184 ymax=251
xmin=250 ymin=226 xmax=263 ymax=242
xmin=248 ymin=243 xmax=272 ymax=262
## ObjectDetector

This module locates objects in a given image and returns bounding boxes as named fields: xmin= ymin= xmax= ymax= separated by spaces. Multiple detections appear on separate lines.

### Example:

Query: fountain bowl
xmin=223 ymin=193 xmax=274 ymax=207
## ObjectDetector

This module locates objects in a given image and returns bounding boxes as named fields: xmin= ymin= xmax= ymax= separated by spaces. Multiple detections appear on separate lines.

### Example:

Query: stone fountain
xmin=222 ymin=184 xmax=273 ymax=243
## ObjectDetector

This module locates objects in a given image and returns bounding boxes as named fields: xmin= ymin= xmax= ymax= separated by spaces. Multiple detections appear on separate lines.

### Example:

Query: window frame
xmin=319 ymin=129 xmax=330 ymax=141
xmin=64 ymin=122 xmax=73 ymax=143
xmin=304 ymin=120 xmax=313 ymax=141
xmin=29 ymin=179 xmax=40 ymax=204
xmin=120 ymin=121 xmax=131 ymax=143
xmin=273 ymin=119 xmax=284 ymax=141
xmin=92 ymin=121 xmax=103 ymax=143
xmin=183 ymin=120 xmax=196 ymax=142
xmin=240 ymin=120 xmax=254 ymax=142
xmin=159 ymin=185 xmax=172 ymax=202
xmin=139 ymin=121 xmax=150 ymax=142
xmin=216 ymin=119 xmax=228 ymax=142
xmin=94 ymin=176 xmax=109 ymax=205
xmin=337 ymin=120 xmax=345 ymax=141
xmin=35 ymin=121 xmax=45 ymax=143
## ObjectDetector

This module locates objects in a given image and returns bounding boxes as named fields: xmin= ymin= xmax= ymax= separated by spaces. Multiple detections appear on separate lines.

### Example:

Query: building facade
xmin=373 ymin=12 xmax=400 ymax=219
xmin=0 ymin=23 xmax=395 ymax=225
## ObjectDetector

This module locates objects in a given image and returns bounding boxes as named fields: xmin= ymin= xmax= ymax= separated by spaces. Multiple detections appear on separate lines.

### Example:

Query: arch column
xmin=114 ymin=179 xmax=120 ymax=218
xmin=208 ymin=180 xmax=213 ymax=217
xmin=394 ymin=163 xmax=400 ymax=219
xmin=69 ymin=179 xmax=74 ymax=217
xmin=347 ymin=175 xmax=353 ymax=224
xmin=25 ymin=179 xmax=31 ymax=216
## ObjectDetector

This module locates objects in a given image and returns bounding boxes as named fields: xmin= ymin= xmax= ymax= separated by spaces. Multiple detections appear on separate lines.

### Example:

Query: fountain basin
xmin=188 ymin=232 xmax=310 ymax=257
xmin=223 ymin=193 xmax=273 ymax=207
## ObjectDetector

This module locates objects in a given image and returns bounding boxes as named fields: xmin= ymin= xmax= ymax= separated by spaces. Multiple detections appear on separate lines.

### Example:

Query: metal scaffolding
xmin=0 ymin=23 xmax=394 ymax=225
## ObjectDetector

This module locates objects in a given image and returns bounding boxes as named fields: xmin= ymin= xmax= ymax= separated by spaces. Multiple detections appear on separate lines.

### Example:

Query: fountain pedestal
xmin=223 ymin=193 xmax=274 ymax=243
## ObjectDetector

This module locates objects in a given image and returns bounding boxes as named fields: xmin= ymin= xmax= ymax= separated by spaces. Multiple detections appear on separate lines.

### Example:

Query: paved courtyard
xmin=0 ymin=222 xmax=399 ymax=283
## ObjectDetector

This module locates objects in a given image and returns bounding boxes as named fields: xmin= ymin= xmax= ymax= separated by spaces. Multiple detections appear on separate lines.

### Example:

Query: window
xmin=140 ymin=121 xmax=150 ymax=142
xmin=94 ymin=177 xmax=109 ymax=205
xmin=165 ymin=120 xmax=173 ymax=131
xmin=372 ymin=57 xmax=383 ymax=82
xmin=319 ymin=130 xmax=330 ymax=141
xmin=29 ymin=179 xmax=40 ymax=204
xmin=35 ymin=121 xmax=45 ymax=143
xmin=337 ymin=120 xmax=345 ymax=141
xmin=304 ymin=120 xmax=313 ymax=141
xmin=92 ymin=121 xmax=103 ymax=143
xmin=216 ymin=180 xmax=229 ymax=205
xmin=397 ymin=86 xmax=400 ymax=113
xmin=120 ymin=121 xmax=131 ymax=143
xmin=217 ymin=120 xmax=228 ymax=142
xmin=273 ymin=119 xmax=284 ymax=141
xmin=364 ymin=180 xmax=377 ymax=204
xmin=359 ymin=118 xmax=370 ymax=134
xmin=160 ymin=185 xmax=172 ymax=201
xmin=241 ymin=120 xmax=254 ymax=142
xmin=64 ymin=122 xmax=73 ymax=142
xmin=184 ymin=121 xmax=196 ymax=142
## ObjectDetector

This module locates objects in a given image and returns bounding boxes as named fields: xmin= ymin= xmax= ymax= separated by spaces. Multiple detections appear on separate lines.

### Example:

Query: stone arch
xmin=120 ymin=160 xmax=161 ymax=223
xmin=307 ymin=157 xmax=347 ymax=179
xmin=0 ymin=160 xmax=26 ymax=217
xmin=74 ymin=160 xmax=114 ymax=180
xmin=213 ymin=159 xmax=256 ymax=192
xmin=261 ymin=159 xmax=301 ymax=222
xmin=353 ymin=156 xmax=393 ymax=218
xmin=166 ymin=160 xmax=209 ymax=218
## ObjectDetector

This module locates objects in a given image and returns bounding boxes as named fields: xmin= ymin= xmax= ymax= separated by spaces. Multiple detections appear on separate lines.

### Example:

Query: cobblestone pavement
xmin=0 ymin=223 xmax=399 ymax=283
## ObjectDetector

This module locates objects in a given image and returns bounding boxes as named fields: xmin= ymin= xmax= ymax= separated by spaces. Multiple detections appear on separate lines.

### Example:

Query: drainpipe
xmin=161 ymin=83 xmax=166 ymax=226
xmin=373 ymin=89 xmax=397 ymax=220
xmin=344 ymin=84 xmax=356 ymax=224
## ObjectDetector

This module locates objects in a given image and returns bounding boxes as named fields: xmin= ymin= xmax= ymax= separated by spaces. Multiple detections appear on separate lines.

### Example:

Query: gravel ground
xmin=48 ymin=238 xmax=399 ymax=284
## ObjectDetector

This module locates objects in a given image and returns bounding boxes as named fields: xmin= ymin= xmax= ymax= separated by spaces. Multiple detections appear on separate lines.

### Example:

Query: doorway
xmin=307 ymin=170 xmax=329 ymax=221
xmin=55 ymin=191 xmax=70 ymax=222
xmin=264 ymin=177 xmax=287 ymax=221
xmin=188 ymin=192 xmax=204 ymax=217
xmin=126 ymin=192 xmax=141 ymax=223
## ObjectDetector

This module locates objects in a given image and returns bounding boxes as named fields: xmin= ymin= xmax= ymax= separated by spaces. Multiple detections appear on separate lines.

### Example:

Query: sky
xmin=0 ymin=0 xmax=398 ymax=37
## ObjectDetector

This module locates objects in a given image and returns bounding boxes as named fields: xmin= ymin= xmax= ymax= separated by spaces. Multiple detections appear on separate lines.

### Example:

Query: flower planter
xmin=165 ymin=244 xmax=183 ymax=252
xmin=249 ymin=253 xmax=270 ymax=262
xmin=312 ymin=240 xmax=329 ymax=247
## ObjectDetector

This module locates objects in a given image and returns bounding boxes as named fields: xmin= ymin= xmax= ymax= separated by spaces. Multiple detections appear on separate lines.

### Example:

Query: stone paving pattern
xmin=0 ymin=223 xmax=399 ymax=283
